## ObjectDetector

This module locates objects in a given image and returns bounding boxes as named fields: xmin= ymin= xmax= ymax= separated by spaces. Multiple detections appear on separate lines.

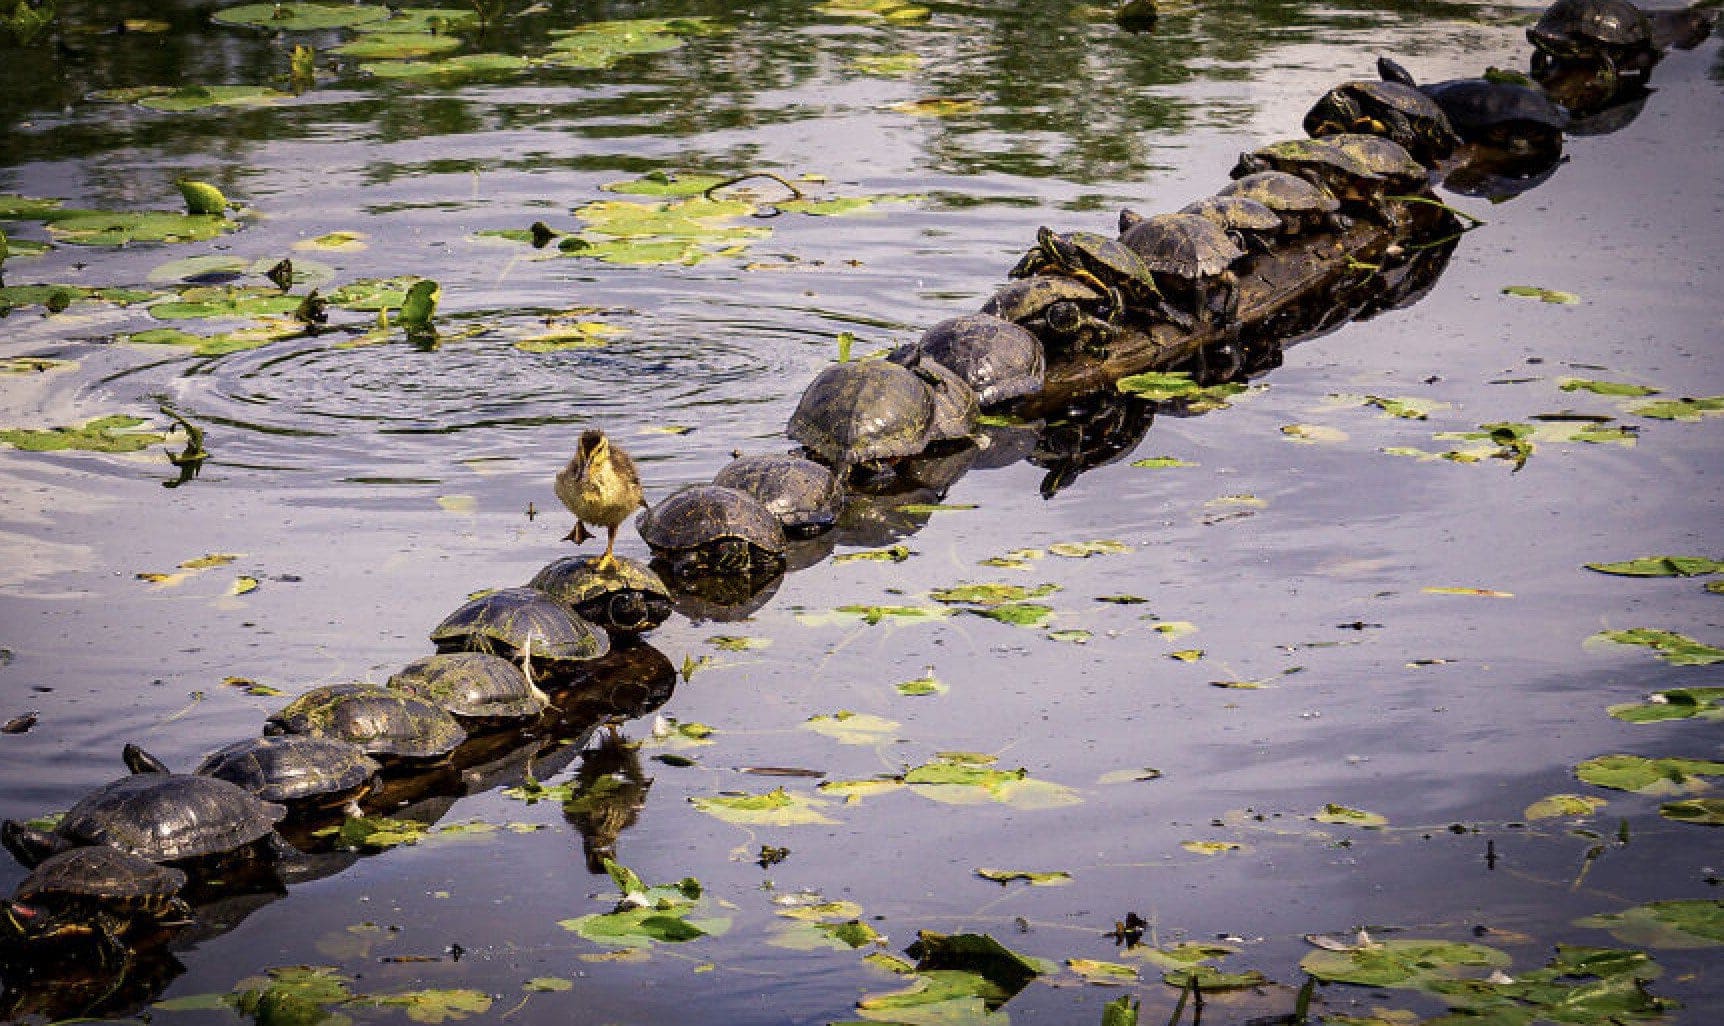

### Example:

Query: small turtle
xmin=1303 ymin=77 xmax=1461 ymax=164
xmin=1217 ymin=171 xmax=1345 ymax=234
xmin=787 ymin=359 xmax=936 ymax=473
xmin=887 ymin=348 xmax=981 ymax=444
xmin=980 ymin=275 xmax=1112 ymax=354
xmin=636 ymin=484 xmax=789 ymax=579
xmin=712 ymin=454 xmax=845 ymax=537
xmin=1179 ymin=194 xmax=1284 ymax=252
xmin=2 ymin=758 xmax=287 ymax=869
xmin=194 ymin=736 xmax=380 ymax=817
xmin=264 ymin=683 xmax=468 ymax=764
xmin=431 ymin=587 xmax=611 ymax=669
xmin=1117 ymin=210 xmax=1244 ymax=330
xmin=528 ymin=553 xmax=675 ymax=632
xmin=1527 ymin=0 xmax=1656 ymax=80
xmin=2 ymin=847 xmax=189 ymax=954
xmin=1010 ymin=227 xmax=1177 ymax=325
xmin=1377 ymin=58 xmax=1567 ymax=157
xmin=389 ymin=652 xmax=549 ymax=728
xmin=907 ymin=313 xmax=1045 ymax=406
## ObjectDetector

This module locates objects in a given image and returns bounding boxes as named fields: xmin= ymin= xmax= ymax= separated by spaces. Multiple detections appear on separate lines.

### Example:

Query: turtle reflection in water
xmin=1031 ymin=394 xmax=1159 ymax=499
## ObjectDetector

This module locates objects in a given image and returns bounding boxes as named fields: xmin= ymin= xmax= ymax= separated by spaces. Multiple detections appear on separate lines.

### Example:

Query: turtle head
xmin=1118 ymin=208 xmax=1146 ymax=234
xmin=0 ymin=897 xmax=60 ymax=947
xmin=1 ymin=820 xmax=70 ymax=870
xmin=123 ymin=743 xmax=170 ymax=775
xmin=606 ymin=591 xmax=651 ymax=632
xmin=1376 ymin=56 xmax=1417 ymax=88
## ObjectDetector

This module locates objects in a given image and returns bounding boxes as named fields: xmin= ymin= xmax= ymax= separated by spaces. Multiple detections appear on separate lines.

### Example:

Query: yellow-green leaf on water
xmin=894 ymin=502 xmax=977 ymax=514
xmin=1181 ymin=840 xmax=1243 ymax=855
xmin=1423 ymin=586 xmax=1513 ymax=598
xmin=1117 ymin=371 xmax=1202 ymax=400
xmin=1047 ymin=629 xmax=1091 ymax=644
xmin=356 ymin=987 xmax=493 ymax=1023
xmin=972 ymin=603 xmax=1053 ymax=627
xmin=295 ymin=230 xmax=369 ymax=252
xmin=802 ymin=710 xmax=900 ymax=745
xmin=47 ymin=210 xmax=237 ymax=246
xmin=332 ymin=32 xmax=462 ymax=59
xmin=360 ymin=53 xmax=533 ymax=79
xmin=135 ymin=572 xmax=189 ymax=587
xmin=1660 ymin=798 xmax=1724 ymax=825
xmin=1162 ymin=966 xmax=1270 ymax=991
xmin=213 ymin=3 xmax=393 ymax=30
xmin=1301 ymin=938 xmax=1510 ymax=987
xmin=979 ymin=547 xmax=1043 ymax=569
xmin=1323 ymin=393 xmax=1452 ymax=420
xmin=1607 ymin=687 xmax=1724 ymax=723
xmin=1524 ymin=794 xmax=1609 ymax=820
xmin=229 ymin=576 xmax=260 ymax=596
xmin=1153 ymin=621 xmax=1197 ymax=639
xmin=834 ymin=544 xmax=911 ymax=564
xmin=0 ymin=357 xmax=75 ymax=375
xmin=175 ymin=180 xmax=228 ymax=216
xmin=1587 ymin=555 xmax=1723 ymax=577
xmin=896 ymin=671 xmax=945 ymax=696
xmin=1282 ymin=423 xmax=1349 ymax=444
xmin=1502 ymin=284 xmax=1579 ymax=304
xmin=852 ymin=53 xmax=921 ymax=76
xmin=818 ymin=776 xmax=906 ymax=803
xmin=1312 ymin=803 xmax=1387 ymax=827
xmin=1049 ymin=540 xmax=1131 ymax=558
xmin=356 ymin=7 xmax=480 ymax=34
xmin=123 ymin=85 xmax=295 ymax=112
xmin=1628 ymin=396 xmax=1724 ymax=421
xmin=1559 ymin=377 xmax=1658 ymax=396
xmin=889 ymin=96 xmax=977 ymax=117
xmin=930 ymin=582 xmax=1058 ymax=607
xmin=1576 ymin=900 xmax=1724 ymax=948
xmin=689 ymin=787 xmax=836 ymax=826
xmin=600 ymin=171 xmax=730 ymax=198
xmin=707 ymin=635 xmax=769 ymax=651
xmin=904 ymin=755 xmax=1080 ymax=809
xmin=1573 ymin=754 xmax=1724 ymax=795
xmin=1131 ymin=455 xmax=1197 ymax=468
xmin=829 ymin=603 xmax=951 ymax=626
xmin=1169 ymin=649 xmax=1203 ymax=662
xmin=0 ymin=415 xmax=165 ymax=454
xmin=1067 ymin=958 xmax=1138 ymax=984
xmin=976 ymin=868 xmax=1071 ymax=886
xmin=641 ymin=424 xmax=694 ymax=436
xmin=1588 ymin=628 xmax=1724 ymax=665
xmin=399 ymin=279 xmax=439 ymax=327
xmin=334 ymin=815 xmax=429 ymax=849
xmin=512 ymin=320 xmax=623 ymax=353
xmin=179 ymin=553 xmax=242 ymax=569
xmin=524 ymin=977 xmax=573 ymax=992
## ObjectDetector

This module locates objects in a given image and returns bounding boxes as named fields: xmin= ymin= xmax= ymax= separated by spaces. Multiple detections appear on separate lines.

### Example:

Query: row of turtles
xmin=1 ymin=0 xmax=1708 ymax=970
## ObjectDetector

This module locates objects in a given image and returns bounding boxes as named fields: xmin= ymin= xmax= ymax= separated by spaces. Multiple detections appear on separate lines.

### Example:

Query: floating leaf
xmin=1169 ymin=649 xmax=1203 ymax=662
xmin=1423 ymin=586 xmax=1513 ymax=598
xmin=334 ymin=815 xmax=429 ymax=849
xmin=827 ymin=603 xmax=951 ymax=626
xmin=1502 ymin=284 xmax=1579 ymax=304
xmin=1131 ymin=456 xmax=1196 ymax=468
xmin=0 ymin=415 xmax=165 ymax=453
xmin=359 ymin=52 xmax=533 ymax=78
xmin=835 ymin=545 xmax=912 ymax=564
xmin=1301 ymin=939 xmax=1511 ymax=988
xmin=803 ymin=710 xmax=900 ymax=745
xmin=47 ymin=210 xmax=237 ymax=246
xmin=356 ymin=988 xmax=493 ymax=1023
xmin=852 ymin=53 xmax=921 ymax=76
xmin=930 ymin=582 xmax=1058 ymax=607
xmin=1097 ymin=767 xmax=1163 ymax=785
xmin=1153 ymin=621 xmax=1197 ymax=639
xmin=559 ymin=906 xmax=726 ymax=948
xmin=333 ymin=32 xmax=462 ymax=59
xmin=1282 ymin=423 xmax=1349 ymax=444
xmin=855 ymin=969 xmax=1010 ymax=1023
xmin=1162 ymin=966 xmax=1269 ymax=991
xmin=0 ymin=357 xmax=76 ymax=375
xmin=1660 ymin=798 xmax=1724 ymax=825
xmin=905 ymin=755 xmax=1080 ymax=809
xmin=1181 ymin=840 xmax=1243 ymax=855
xmin=689 ymin=787 xmax=836 ymax=826
xmin=896 ymin=502 xmax=977 ymax=514
xmin=1577 ymin=900 xmax=1724 ymax=948
xmin=513 ymin=320 xmax=622 ymax=352
xmin=1628 ymin=396 xmax=1724 ymax=421
xmin=1574 ymin=754 xmax=1724 ymax=795
xmin=1047 ymin=629 xmax=1091 ymax=644
xmin=1589 ymin=628 xmax=1724 ymax=665
xmin=148 ymin=285 xmax=302 ymax=320
xmin=1608 ymin=687 xmax=1724 ymax=723
xmin=1116 ymin=371 xmax=1205 ymax=400
xmin=1560 ymin=377 xmax=1659 ymax=397
xmin=296 ymin=230 xmax=369 ymax=252
xmin=707 ymin=634 xmax=769 ymax=652
xmin=1589 ymin=555 xmax=1724 ymax=578
xmin=1313 ymin=803 xmax=1387 ymax=827
xmin=889 ymin=96 xmax=977 ymax=117
xmin=176 ymin=181 xmax=228 ymax=216
xmin=972 ymin=603 xmax=1052 ymax=628
xmin=1049 ymin=540 xmax=1130 ymax=558
xmin=819 ymin=776 xmax=907 ymax=803
xmin=1067 ymin=958 xmax=1137 ymax=984
xmin=125 ymin=324 xmax=297 ymax=356
xmin=523 ymin=977 xmax=572 ymax=992
xmin=230 ymin=576 xmax=260 ymax=596
xmin=1524 ymin=794 xmax=1609 ymax=820
xmin=976 ymin=868 xmax=1071 ymax=886
xmin=896 ymin=671 xmax=945 ymax=696
xmin=213 ymin=3 xmax=393 ymax=30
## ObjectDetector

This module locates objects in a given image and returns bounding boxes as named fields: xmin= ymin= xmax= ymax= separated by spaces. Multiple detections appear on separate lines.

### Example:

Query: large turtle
xmin=636 ymin=484 xmax=788 ymax=579
xmin=787 ymin=359 xmax=936 ymax=474
xmin=193 ymin=736 xmax=380 ymax=817
xmin=388 ymin=651 xmax=550 ymax=728
xmin=2 ymin=758 xmax=287 ymax=869
xmin=265 ymin=683 xmax=468 ymax=764
xmin=887 ymin=348 xmax=981 ymax=444
xmin=1377 ymin=58 xmax=1567 ymax=157
xmin=1 ymin=847 xmax=189 ymax=954
xmin=1117 ymin=210 xmax=1244 ymax=330
xmin=907 ymin=314 xmax=1045 ymax=406
xmin=1303 ymin=77 xmax=1461 ymax=164
xmin=712 ymin=453 xmax=845 ymax=537
xmin=528 ymin=553 xmax=675 ymax=632
xmin=431 ymin=587 xmax=611 ymax=669
xmin=1527 ymin=0 xmax=1657 ymax=80
xmin=1217 ymin=171 xmax=1345 ymax=234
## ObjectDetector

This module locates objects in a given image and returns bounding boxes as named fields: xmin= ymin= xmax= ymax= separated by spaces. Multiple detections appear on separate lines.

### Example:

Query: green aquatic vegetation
xmin=972 ymin=602 xmax=1053 ymax=627
xmin=399 ymin=279 xmax=439 ymax=328
xmin=1586 ymin=555 xmax=1724 ymax=577
xmin=1282 ymin=422 xmax=1349 ymax=443
xmin=1607 ymin=687 xmax=1724 ymax=723
xmin=543 ymin=17 xmax=713 ymax=69
xmin=1589 ymin=627 xmax=1724 ymax=665
xmin=212 ymin=3 xmax=392 ymax=31
xmin=889 ymin=96 xmax=979 ymax=117
xmin=1573 ymin=754 xmax=1724 ymax=795
xmin=0 ymin=194 xmax=64 ymax=220
xmin=1312 ymin=803 xmax=1387 ymax=827
xmin=331 ymin=815 xmax=430 ymax=849
xmin=1301 ymin=938 xmax=1511 ymax=989
xmin=852 ymin=52 xmax=922 ymax=76
xmin=1502 ymin=284 xmax=1580 ymax=304
xmin=896 ymin=670 xmax=945 ymax=696
xmin=326 ymin=275 xmax=420 ymax=310
xmin=929 ymin=582 xmax=1058 ymax=607
xmin=1049 ymin=540 xmax=1131 ymax=558
xmin=0 ymin=284 xmax=155 ymax=309
xmin=125 ymin=324 xmax=299 ymax=356
xmin=297 ymin=230 xmax=369 ymax=252
xmin=333 ymin=31 xmax=462 ymax=59
xmin=1067 ymin=957 xmax=1137 ymax=983
xmin=1628 ymin=395 xmax=1724 ymax=420
xmin=512 ymin=319 xmax=621 ymax=352
xmin=1524 ymin=793 xmax=1609 ymax=820
xmin=359 ymin=54 xmax=534 ymax=78
xmin=802 ymin=709 xmax=899 ymax=744
xmin=175 ymin=180 xmax=228 ymax=216
xmin=356 ymin=7 xmax=479 ymax=34
xmin=566 ymin=195 xmax=766 ymax=260
xmin=601 ymin=171 xmax=733 ymax=197
xmin=1162 ymin=965 xmax=1268 ymax=990
xmin=707 ymin=634 xmax=769 ymax=651
xmin=1102 ymin=994 xmax=1139 ymax=1026
xmin=352 ymin=989 xmax=494 ymax=1022
xmin=904 ymin=754 xmax=1080 ymax=809
xmin=121 ymin=85 xmax=297 ymax=112
xmin=558 ymin=860 xmax=724 ymax=949
xmin=1355 ymin=393 xmax=1450 ymax=419
xmin=689 ymin=786 xmax=836 ymax=826
xmin=825 ymin=603 xmax=952 ymax=625
xmin=0 ymin=414 xmax=165 ymax=453
xmin=1561 ymin=377 xmax=1659 ymax=397
xmin=975 ymin=868 xmax=1071 ymax=886
xmin=43 ymin=208 xmax=238 ymax=246
xmin=1577 ymin=899 xmax=1724 ymax=948
xmin=148 ymin=285 xmax=303 ymax=320
xmin=834 ymin=544 xmax=912 ymax=563
xmin=1130 ymin=455 xmax=1196 ymax=468
xmin=1117 ymin=370 xmax=1248 ymax=409
xmin=855 ymin=969 xmax=1012 ymax=1023
xmin=817 ymin=0 xmax=932 ymax=21
xmin=0 ymin=357 xmax=75 ymax=375
xmin=1181 ymin=840 xmax=1243 ymax=855
xmin=818 ymin=776 xmax=906 ymax=803
xmin=1660 ymin=797 xmax=1724 ymax=825
xmin=1423 ymin=945 xmax=1672 ymax=1023
xmin=770 ymin=900 xmax=880 ymax=951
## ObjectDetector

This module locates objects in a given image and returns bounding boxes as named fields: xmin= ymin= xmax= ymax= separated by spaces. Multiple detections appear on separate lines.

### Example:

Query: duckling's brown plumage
xmin=554 ymin=429 xmax=645 ymax=570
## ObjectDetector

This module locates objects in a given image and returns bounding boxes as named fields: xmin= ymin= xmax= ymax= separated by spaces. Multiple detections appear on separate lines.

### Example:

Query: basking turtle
xmin=194 ymin=736 xmax=380 ymax=817
xmin=907 ymin=313 xmax=1045 ymax=406
xmin=887 ymin=349 xmax=981 ymax=444
xmin=1010 ymin=226 xmax=1184 ymax=324
xmin=712 ymin=453 xmax=845 ymax=537
xmin=2 ymin=847 xmax=189 ymax=953
xmin=1377 ymin=58 xmax=1567 ymax=157
xmin=528 ymin=553 xmax=675 ymax=632
xmin=979 ymin=275 xmax=1112 ymax=354
xmin=1303 ymin=77 xmax=1461 ymax=164
xmin=1217 ymin=171 xmax=1345 ymax=234
xmin=1117 ymin=210 xmax=1244 ymax=330
xmin=1527 ymin=0 xmax=1656 ymax=80
xmin=787 ymin=359 xmax=936 ymax=472
xmin=636 ymin=484 xmax=788 ymax=579
xmin=265 ymin=683 xmax=468 ymax=764
xmin=1179 ymin=194 xmax=1285 ymax=252
xmin=431 ymin=587 xmax=611 ymax=669
xmin=2 ymin=759 xmax=286 ymax=868
xmin=389 ymin=651 xmax=549 ymax=728
xmin=1230 ymin=138 xmax=1386 ymax=209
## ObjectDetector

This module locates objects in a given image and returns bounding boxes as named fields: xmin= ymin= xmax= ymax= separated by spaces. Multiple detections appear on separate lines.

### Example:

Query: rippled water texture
xmin=1 ymin=1 xmax=1722 ymax=1023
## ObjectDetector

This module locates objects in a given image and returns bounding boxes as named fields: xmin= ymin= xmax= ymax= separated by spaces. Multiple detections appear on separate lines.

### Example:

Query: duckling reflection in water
xmin=564 ymin=734 xmax=652 ymax=874
xmin=554 ymin=429 xmax=645 ymax=571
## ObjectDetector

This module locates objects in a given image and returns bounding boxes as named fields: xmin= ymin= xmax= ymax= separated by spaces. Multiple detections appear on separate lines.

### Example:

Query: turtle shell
xmin=1218 ymin=171 xmax=1342 ymax=218
xmin=913 ymin=313 xmax=1045 ymax=407
xmin=528 ymin=553 xmax=674 ymax=632
xmin=1118 ymin=211 xmax=1244 ymax=278
xmin=1417 ymin=77 xmax=1567 ymax=149
xmin=1320 ymin=133 xmax=1429 ymax=185
xmin=1528 ymin=0 xmax=1652 ymax=54
xmin=1230 ymin=138 xmax=1383 ymax=200
xmin=431 ymin=587 xmax=610 ymax=663
xmin=195 ymin=735 xmax=380 ymax=809
xmin=979 ymin=276 xmax=1104 ymax=324
xmin=15 ymin=847 xmax=187 ymax=913
xmin=712 ymin=454 xmax=845 ymax=535
xmin=49 ymin=772 xmax=286 ymax=863
xmin=1303 ymin=79 xmax=1459 ymax=161
xmin=787 ymin=360 xmax=936 ymax=465
xmin=888 ymin=350 xmax=980 ymax=444
xmin=266 ymin=683 xmax=468 ymax=762
xmin=389 ymin=652 xmax=546 ymax=724
xmin=637 ymin=484 xmax=788 ymax=562
xmin=1180 ymin=195 xmax=1283 ymax=235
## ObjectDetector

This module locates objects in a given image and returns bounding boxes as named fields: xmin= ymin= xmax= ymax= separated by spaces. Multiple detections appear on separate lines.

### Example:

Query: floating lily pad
xmin=1181 ymin=840 xmax=1243 ymax=855
xmin=326 ymin=276 xmax=419 ymax=310
xmin=930 ymin=582 xmax=1058 ymax=607
xmin=819 ymin=776 xmax=907 ymax=803
xmin=1628 ymin=396 xmax=1724 ymax=421
xmin=360 ymin=53 xmax=533 ymax=78
xmin=334 ymin=32 xmax=463 ymax=59
xmin=213 ymin=3 xmax=393 ymax=31
xmin=140 ymin=85 xmax=295 ymax=112
xmin=0 ymin=284 xmax=156 ymax=309
xmin=357 ymin=7 xmax=479 ymax=34
xmin=1050 ymin=540 xmax=1130 ymax=558
xmin=1587 ymin=556 xmax=1724 ymax=577
xmin=896 ymin=671 xmax=945 ymax=696
xmin=889 ymin=97 xmax=978 ymax=117
xmin=149 ymin=285 xmax=303 ymax=320
xmin=1131 ymin=455 xmax=1196 ymax=468
xmin=1300 ymin=938 xmax=1511 ymax=989
xmin=1577 ymin=900 xmax=1724 ymax=948
xmin=835 ymin=545 xmax=912 ymax=564
xmin=817 ymin=0 xmax=932 ymax=21
xmin=970 ymin=602 xmax=1052 ymax=627
xmin=1560 ymin=377 xmax=1659 ymax=397
xmin=1608 ymin=687 xmax=1724 ymax=723
xmin=0 ymin=415 xmax=165 ymax=453
xmin=1282 ymin=423 xmax=1349 ymax=443
xmin=46 ymin=209 xmax=239 ymax=246
xmin=1424 ymin=945 xmax=1670 ymax=1023
xmin=1163 ymin=966 xmax=1269 ymax=990
xmin=0 ymin=194 xmax=64 ymax=221
xmin=332 ymin=815 xmax=429 ymax=849
xmin=146 ymin=254 xmax=250 ymax=282
xmin=125 ymin=324 xmax=298 ymax=356
xmin=559 ymin=905 xmax=728 ymax=948
xmin=0 ymin=357 xmax=76 ymax=375
xmin=1423 ymin=586 xmax=1513 ymax=597
xmin=354 ymin=988 xmax=493 ymax=1022
xmin=1574 ymin=754 xmax=1724 ymax=795
xmin=689 ymin=786 xmax=836 ymax=826
xmin=543 ymin=17 xmax=713 ymax=69
xmin=600 ymin=171 xmax=732 ymax=197
xmin=904 ymin=754 xmax=1080 ymax=809
xmin=852 ymin=53 xmax=922 ymax=76
xmin=1589 ymin=628 xmax=1724 ymax=666
xmin=1047 ymin=629 xmax=1092 ymax=644
xmin=823 ymin=603 xmax=951 ymax=626
xmin=854 ymin=969 xmax=1010 ymax=1024
xmin=1067 ymin=958 xmax=1137 ymax=984
xmin=1502 ymin=284 xmax=1579 ymax=304
xmin=1524 ymin=793 xmax=1609 ymax=820
xmin=803 ymin=710 xmax=899 ymax=745
xmin=1660 ymin=798 xmax=1724 ymax=825
xmin=1312 ymin=803 xmax=1387 ymax=828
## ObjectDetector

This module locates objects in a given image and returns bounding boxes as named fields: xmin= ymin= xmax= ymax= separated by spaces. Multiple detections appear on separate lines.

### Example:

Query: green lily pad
xmin=356 ymin=8 xmax=479 ymax=34
xmin=333 ymin=32 xmax=462 ymax=59
xmin=1162 ymin=966 xmax=1269 ymax=990
xmin=1116 ymin=371 xmax=1205 ymax=400
xmin=1283 ymin=423 xmax=1349 ymax=444
xmin=138 ymin=85 xmax=296 ymax=112
xmin=1573 ymin=754 xmax=1724 ymax=795
xmin=543 ymin=18 xmax=712 ymax=69
xmin=1660 ymin=798 xmax=1724 ymax=825
xmin=852 ymin=53 xmax=922 ymax=76
xmin=176 ymin=180 xmax=229 ymax=216
xmin=1560 ymin=377 xmax=1659 ymax=397
xmin=834 ymin=545 xmax=912 ymax=564
xmin=904 ymin=755 xmax=1080 ymax=809
xmin=1577 ymin=900 xmax=1724 ymax=948
xmin=1312 ymin=803 xmax=1387 ymax=828
xmin=1502 ymin=284 xmax=1579 ymax=304
xmin=1131 ymin=456 xmax=1196 ymax=468
xmin=1424 ymin=945 xmax=1670 ymax=1023
xmin=1628 ymin=396 xmax=1724 ymax=421
xmin=332 ymin=815 xmax=429 ymax=849
xmin=1586 ymin=556 xmax=1724 ymax=577
xmin=1589 ymin=628 xmax=1724 ymax=665
xmin=825 ymin=604 xmax=951 ymax=626
xmin=354 ymin=989 xmax=492 ymax=1023
xmin=930 ymin=582 xmax=1058 ymax=607
xmin=971 ymin=602 xmax=1053 ymax=627
xmin=689 ymin=787 xmax=836 ymax=826
xmin=1067 ymin=958 xmax=1137 ymax=984
xmin=1524 ymin=793 xmax=1609 ymax=820
xmin=855 ymin=969 xmax=1011 ymax=1024
xmin=601 ymin=171 xmax=732 ymax=198
xmin=1181 ymin=840 xmax=1243 ymax=855
xmin=976 ymin=868 xmax=1071 ymax=886
xmin=0 ymin=194 xmax=65 ymax=221
xmin=1049 ymin=540 xmax=1130 ymax=558
xmin=523 ymin=977 xmax=572 ymax=992
xmin=819 ymin=776 xmax=907 ymax=803
xmin=0 ymin=357 xmax=77 ymax=375
xmin=149 ymin=285 xmax=303 ymax=320
xmin=559 ymin=906 xmax=728 ymax=948
xmin=146 ymin=254 xmax=251 ymax=282
xmin=326 ymin=276 xmax=419 ymax=310
xmin=212 ymin=3 xmax=393 ymax=31
xmin=803 ymin=710 xmax=900 ymax=745
xmin=124 ymin=324 xmax=299 ymax=356
xmin=707 ymin=634 xmax=769 ymax=651
xmin=1607 ymin=687 xmax=1724 ymax=723
xmin=1300 ymin=938 xmax=1511 ymax=989
xmin=358 ymin=54 xmax=535 ymax=78
xmin=47 ymin=210 xmax=238 ymax=246
xmin=0 ymin=284 xmax=156 ymax=309
xmin=0 ymin=415 xmax=166 ymax=454
xmin=1047 ymin=628 xmax=1092 ymax=644
xmin=896 ymin=671 xmax=945 ymax=696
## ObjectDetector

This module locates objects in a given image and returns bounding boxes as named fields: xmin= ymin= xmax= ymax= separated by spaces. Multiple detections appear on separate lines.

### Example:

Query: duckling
xmin=554 ymin=429 xmax=645 ymax=571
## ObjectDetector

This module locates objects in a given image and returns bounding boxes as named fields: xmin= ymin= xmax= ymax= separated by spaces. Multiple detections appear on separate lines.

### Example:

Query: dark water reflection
xmin=2 ymin=0 xmax=1722 ymax=1022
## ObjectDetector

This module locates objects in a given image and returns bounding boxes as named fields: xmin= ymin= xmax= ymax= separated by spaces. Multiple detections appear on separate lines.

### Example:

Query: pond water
xmin=1 ymin=1 xmax=1722 ymax=1023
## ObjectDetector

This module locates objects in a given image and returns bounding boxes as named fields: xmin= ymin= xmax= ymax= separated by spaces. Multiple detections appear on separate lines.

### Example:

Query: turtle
xmin=979 ymin=275 xmax=1113 ymax=354
xmin=1302 ymin=77 xmax=1462 ymax=164
xmin=712 ymin=453 xmax=845 ymax=537
xmin=388 ymin=651 xmax=550 ymax=728
xmin=528 ymin=553 xmax=675 ymax=632
xmin=907 ymin=313 xmax=1046 ymax=406
xmin=1117 ymin=210 xmax=1245 ymax=330
xmin=1009 ymin=227 xmax=1178 ymax=325
xmin=193 ymin=736 xmax=380 ymax=817
xmin=1217 ymin=171 xmax=1345 ymax=234
xmin=1179 ymin=194 xmax=1285 ymax=252
xmin=264 ymin=683 xmax=468 ymax=764
xmin=887 ymin=348 xmax=981 ymax=443
xmin=2 ymin=760 xmax=287 ymax=869
xmin=1526 ymin=0 xmax=1657 ymax=80
xmin=636 ymin=484 xmax=789 ymax=579
xmin=1 ymin=847 xmax=190 ymax=954
xmin=1230 ymin=138 xmax=1386 ymax=210
xmin=1376 ymin=58 xmax=1567 ymax=157
xmin=431 ymin=586 xmax=611 ymax=671
xmin=787 ymin=359 xmax=936 ymax=474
